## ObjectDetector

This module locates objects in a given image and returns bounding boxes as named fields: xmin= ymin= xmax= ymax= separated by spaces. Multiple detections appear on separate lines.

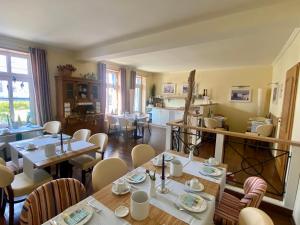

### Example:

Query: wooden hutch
xmin=55 ymin=75 xmax=104 ymax=135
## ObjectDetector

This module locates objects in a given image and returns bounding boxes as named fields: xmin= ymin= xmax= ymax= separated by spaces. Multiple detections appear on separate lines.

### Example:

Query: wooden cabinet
xmin=55 ymin=76 xmax=104 ymax=135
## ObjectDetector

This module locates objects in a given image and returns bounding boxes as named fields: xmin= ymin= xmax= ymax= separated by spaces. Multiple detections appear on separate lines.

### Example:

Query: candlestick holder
xmin=157 ymin=179 xmax=169 ymax=194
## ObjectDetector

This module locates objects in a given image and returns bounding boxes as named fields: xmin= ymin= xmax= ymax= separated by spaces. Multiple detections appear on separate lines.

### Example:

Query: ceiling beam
xmin=77 ymin=1 xmax=300 ymax=62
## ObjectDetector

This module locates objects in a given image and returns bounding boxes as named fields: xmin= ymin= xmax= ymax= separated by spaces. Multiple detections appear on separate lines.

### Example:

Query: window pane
xmin=12 ymin=81 xmax=30 ymax=98
xmin=11 ymin=56 xmax=28 ymax=74
xmin=0 ymin=55 xmax=7 ymax=72
xmin=0 ymin=80 xmax=9 ymax=98
xmin=0 ymin=100 xmax=9 ymax=126
xmin=13 ymin=100 xmax=30 ymax=122
xmin=136 ymin=77 xmax=142 ymax=85
xmin=134 ymin=87 xmax=141 ymax=112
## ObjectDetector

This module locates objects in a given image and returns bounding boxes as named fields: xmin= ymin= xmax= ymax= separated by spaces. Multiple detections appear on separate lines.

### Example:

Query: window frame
xmin=0 ymin=49 xmax=36 ymax=125
xmin=105 ymin=69 xmax=120 ymax=114
xmin=134 ymin=75 xmax=143 ymax=112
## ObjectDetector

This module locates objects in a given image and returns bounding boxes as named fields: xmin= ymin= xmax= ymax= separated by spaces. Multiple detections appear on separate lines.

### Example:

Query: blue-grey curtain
xmin=98 ymin=62 xmax=106 ymax=114
xmin=29 ymin=47 xmax=52 ymax=125
xmin=130 ymin=70 xmax=136 ymax=89
xmin=120 ymin=68 xmax=127 ymax=113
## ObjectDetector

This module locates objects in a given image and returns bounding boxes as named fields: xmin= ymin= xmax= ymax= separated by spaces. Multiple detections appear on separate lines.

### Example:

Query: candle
xmin=60 ymin=131 xmax=64 ymax=153
xmin=162 ymin=154 xmax=165 ymax=180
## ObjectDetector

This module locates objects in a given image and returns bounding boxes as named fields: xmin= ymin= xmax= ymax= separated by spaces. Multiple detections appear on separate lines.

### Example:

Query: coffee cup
xmin=44 ymin=144 xmax=56 ymax=157
xmin=170 ymin=159 xmax=183 ymax=177
xmin=130 ymin=191 xmax=149 ymax=221
xmin=154 ymin=156 xmax=162 ymax=166
xmin=27 ymin=143 xmax=36 ymax=150
xmin=190 ymin=178 xmax=200 ymax=189
xmin=115 ymin=179 xmax=127 ymax=193
xmin=52 ymin=133 xmax=58 ymax=138
xmin=208 ymin=157 xmax=216 ymax=164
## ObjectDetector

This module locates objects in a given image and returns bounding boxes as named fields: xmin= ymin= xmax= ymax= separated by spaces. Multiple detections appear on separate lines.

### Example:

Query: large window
xmin=0 ymin=49 xmax=35 ymax=127
xmin=106 ymin=70 xmax=120 ymax=114
xmin=134 ymin=75 xmax=146 ymax=113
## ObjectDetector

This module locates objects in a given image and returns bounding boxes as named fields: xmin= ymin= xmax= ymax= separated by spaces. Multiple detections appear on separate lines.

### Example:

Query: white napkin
xmin=183 ymin=161 xmax=226 ymax=198
xmin=150 ymin=179 xmax=215 ymax=225
xmin=43 ymin=196 xmax=130 ymax=225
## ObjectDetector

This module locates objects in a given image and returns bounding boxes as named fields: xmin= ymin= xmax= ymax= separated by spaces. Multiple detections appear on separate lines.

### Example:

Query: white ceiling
xmin=0 ymin=0 xmax=299 ymax=72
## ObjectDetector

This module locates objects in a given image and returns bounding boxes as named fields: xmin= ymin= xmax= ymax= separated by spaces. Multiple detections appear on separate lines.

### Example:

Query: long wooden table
xmin=93 ymin=151 xmax=227 ymax=225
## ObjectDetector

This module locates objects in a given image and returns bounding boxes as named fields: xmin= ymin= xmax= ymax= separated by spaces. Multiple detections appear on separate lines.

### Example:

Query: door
xmin=277 ymin=63 xmax=299 ymax=180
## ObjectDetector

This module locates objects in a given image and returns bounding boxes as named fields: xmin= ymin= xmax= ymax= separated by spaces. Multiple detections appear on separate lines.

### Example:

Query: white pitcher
xmin=170 ymin=159 xmax=183 ymax=177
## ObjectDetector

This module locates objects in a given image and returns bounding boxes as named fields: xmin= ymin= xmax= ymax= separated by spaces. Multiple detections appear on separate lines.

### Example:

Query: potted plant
xmin=57 ymin=64 xmax=77 ymax=77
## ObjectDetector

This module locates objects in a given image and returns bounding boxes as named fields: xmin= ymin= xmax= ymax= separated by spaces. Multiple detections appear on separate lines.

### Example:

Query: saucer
xmin=114 ymin=205 xmax=129 ymax=218
xmin=112 ymin=182 xmax=131 ymax=195
xmin=185 ymin=180 xmax=204 ymax=192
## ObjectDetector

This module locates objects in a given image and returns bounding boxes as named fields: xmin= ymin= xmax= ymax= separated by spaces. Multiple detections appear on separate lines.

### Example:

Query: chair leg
xmin=148 ymin=124 xmax=151 ymax=135
xmin=9 ymin=200 xmax=14 ymax=225
xmin=0 ymin=189 xmax=6 ymax=216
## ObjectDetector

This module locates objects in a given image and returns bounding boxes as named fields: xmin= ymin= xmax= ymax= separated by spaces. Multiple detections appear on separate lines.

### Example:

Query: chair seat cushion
xmin=69 ymin=154 xmax=101 ymax=170
xmin=215 ymin=192 xmax=241 ymax=222
xmin=12 ymin=169 xmax=52 ymax=197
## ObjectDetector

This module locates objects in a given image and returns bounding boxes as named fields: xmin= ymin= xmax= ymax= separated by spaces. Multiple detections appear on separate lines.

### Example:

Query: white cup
xmin=170 ymin=159 xmax=183 ymax=177
xmin=27 ymin=143 xmax=35 ymax=149
xmin=154 ymin=156 xmax=162 ymax=166
xmin=190 ymin=178 xmax=200 ymax=189
xmin=44 ymin=144 xmax=56 ymax=157
xmin=208 ymin=157 xmax=215 ymax=164
xmin=52 ymin=133 xmax=58 ymax=138
xmin=115 ymin=179 xmax=127 ymax=193
xmin=130 ymin=191 xmax=149 ymax=221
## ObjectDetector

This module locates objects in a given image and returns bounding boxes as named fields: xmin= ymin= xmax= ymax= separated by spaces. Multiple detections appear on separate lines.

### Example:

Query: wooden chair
xmin=20 ymin=178 xmax=86 ymax=225
xmin=239 ymin=207 xmax=274 ymax=225
xmin=72 ymin=129 xmax=91 ymax=141
xmin=214 ymin=176 xmax=267 ymax=225
xmin=43 ymin=121 xmax=61 ymax=134
xmin=137 ymin=116 xmax=151 ymax=137
xmin=0 ymin=165 xmax=52 ymax=225
xmin=92 ymin=158 xmax=128 ymax=191
xmin=69 ymin=133 xmax=108 ymax=185
xmin=131 ymin=144 xmax=155 ymax=168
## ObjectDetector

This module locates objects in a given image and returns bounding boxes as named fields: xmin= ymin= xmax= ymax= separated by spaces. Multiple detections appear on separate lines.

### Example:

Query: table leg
xmin=59 ymin=161 xmax=72 ymax=178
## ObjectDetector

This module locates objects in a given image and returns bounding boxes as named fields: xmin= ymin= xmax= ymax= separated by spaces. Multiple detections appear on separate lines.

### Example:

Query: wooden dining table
xmin=44 ymin=150 xmax=227 ymax=225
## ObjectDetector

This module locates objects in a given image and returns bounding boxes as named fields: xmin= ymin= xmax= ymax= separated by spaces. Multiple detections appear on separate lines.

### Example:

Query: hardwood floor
xmin=1 ymin=126 xmax=293 ymax=225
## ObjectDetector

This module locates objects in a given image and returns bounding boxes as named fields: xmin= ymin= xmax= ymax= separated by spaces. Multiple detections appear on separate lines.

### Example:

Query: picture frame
xmin=162 ymin=83 xmax=176 ymax=95
xmin=181 ymin=83 xmax=198 ymax=95
xmin=229 ymin=87 xmax=252 ymax=103
xmin=272 ymin=86 xmax=279 ymax=104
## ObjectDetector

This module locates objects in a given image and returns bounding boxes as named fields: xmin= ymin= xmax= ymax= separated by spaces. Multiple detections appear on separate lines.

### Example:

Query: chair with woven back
xmin=20 ymin=178 xmax=86 ymax=225
xmin=214 ymin=176 xmax=267 ymax=225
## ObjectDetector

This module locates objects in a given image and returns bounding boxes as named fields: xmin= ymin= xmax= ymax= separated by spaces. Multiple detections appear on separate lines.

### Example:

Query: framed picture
xmin=162 ymin=83 xmax=176 ymax=95
xmin=272 ymin=86 xmax=278 ymax=103
xmin=230 ymin=87 xmax=252 ymax=102
xmin=181 ymin=83 xmax=198 ymax=95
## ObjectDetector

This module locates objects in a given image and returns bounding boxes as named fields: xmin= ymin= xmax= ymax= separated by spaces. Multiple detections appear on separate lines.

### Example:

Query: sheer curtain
xmin=98 ymin=62 xmax=106 ymax=114
xmin=120 ymin=68 xmax=127 ymax=113
xmin=29 ymin=47 xmax=52 ymax=125
xmin=130 ymin=70 xmax=136 ymax=113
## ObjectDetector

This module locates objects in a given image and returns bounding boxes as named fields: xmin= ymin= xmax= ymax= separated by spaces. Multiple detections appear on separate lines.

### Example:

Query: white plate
xmin=185 ymin=180 xmax=204 ymax=192
xmin=178 ymin=193 xmax=207 ymax=213
xmin=199 ymin=166 xmax=222 ymax=177
xmin=164 ymin=154 xmax=174 ymax=161
xmin=114 ymin=205 xmax=129 ymax=218
xmin=25 ymin=144 xmax=38 ymax=151
xmin=112 ymin=182 xmax=131 ymax=195
xmin=125 ymin=172 xmax=147 ymax=184
xmin=58 ymin=205 xmax=93 ymax=225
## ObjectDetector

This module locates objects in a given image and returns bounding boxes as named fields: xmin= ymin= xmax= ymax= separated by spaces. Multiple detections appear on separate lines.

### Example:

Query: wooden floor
xmin=1 ymin=125 xmax=293 ymax=225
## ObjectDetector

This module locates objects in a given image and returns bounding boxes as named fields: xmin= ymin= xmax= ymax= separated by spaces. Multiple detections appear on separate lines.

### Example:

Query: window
xmin=106 ymin=70 xmax=120 ymax=114
xmin=134 ymin=75 xmax=146 ymax=112
xmin=0 ymin=49 xmax=35 ymax=127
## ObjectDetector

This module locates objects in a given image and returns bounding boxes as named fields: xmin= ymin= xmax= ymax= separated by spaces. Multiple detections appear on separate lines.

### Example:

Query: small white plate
xmin=114 ymin=205 xmax=129 ymax=218
xmin=203 ymin=159 xmax=220 ymax=167
xmin=58 ymin=205 xmax=93 ymax=225
xmin=199 ymin=166 xmax=222 ymax=177
xmin=112 ymin=182 xmax=131 ymax=195
xmin=125 ymin=172 xmax=147 ymax=184
xmin=178 ymin=193 xmax=207 ymax=213
xmin=185 ymin=180 xmax=204 ymax=192
xmin=164 ymin=154 xmax=174 ymax=161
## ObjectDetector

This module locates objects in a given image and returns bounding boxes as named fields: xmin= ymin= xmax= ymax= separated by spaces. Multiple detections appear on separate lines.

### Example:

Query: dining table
xmin=113 ymin=113 xmax=149 ymax=139
xmin=43 ymin=150 xmax=227 ymax=225
xmin=0 ymin=124 xmax=43 ymax=160
xmin=9 ymin=134 xmax=99 ymax=179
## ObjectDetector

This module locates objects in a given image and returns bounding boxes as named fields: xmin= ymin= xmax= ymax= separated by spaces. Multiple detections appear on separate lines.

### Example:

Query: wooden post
xmin=182 ymin=70 xmax=196 ymax=152
xmin=215 ymin=134 xmax=225 ymax=162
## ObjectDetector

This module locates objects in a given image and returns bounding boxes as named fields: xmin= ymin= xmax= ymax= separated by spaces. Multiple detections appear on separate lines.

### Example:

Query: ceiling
xmin=0 ymin=0 xmax=299 ymax=72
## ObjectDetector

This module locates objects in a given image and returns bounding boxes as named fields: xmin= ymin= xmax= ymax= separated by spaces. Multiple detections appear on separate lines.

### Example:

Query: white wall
xmin=294 ymin=176 xmax=300 ymax=224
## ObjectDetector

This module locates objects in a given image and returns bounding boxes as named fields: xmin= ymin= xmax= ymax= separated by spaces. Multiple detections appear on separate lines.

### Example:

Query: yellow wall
xmin=153 ymin=66 xmax=272 ymax=132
